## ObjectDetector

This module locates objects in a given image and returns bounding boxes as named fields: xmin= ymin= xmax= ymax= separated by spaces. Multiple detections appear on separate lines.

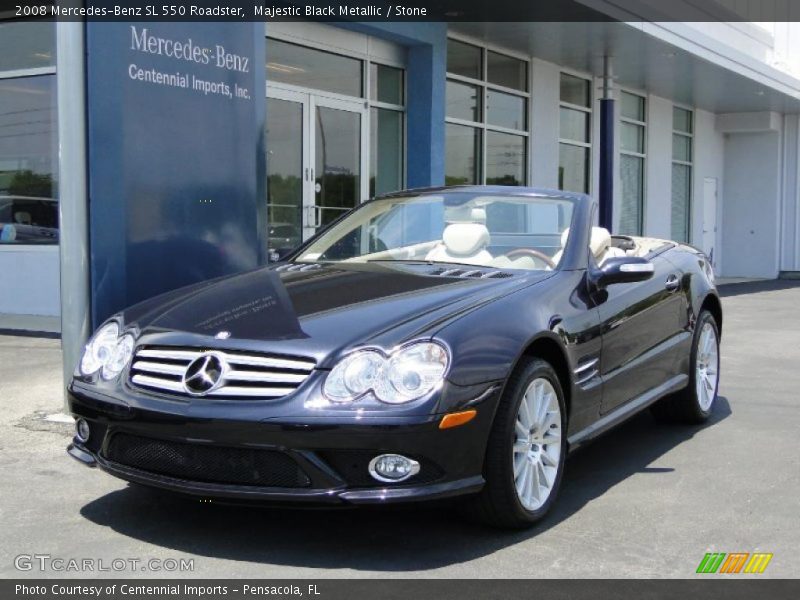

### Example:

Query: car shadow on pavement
xmin=79 ymin=397 xmax=731 ymax=572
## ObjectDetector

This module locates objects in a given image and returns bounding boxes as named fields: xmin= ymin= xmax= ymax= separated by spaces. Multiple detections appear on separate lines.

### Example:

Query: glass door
xmin=266 ymin=88 xmax=308 ymax=254
xmin=267 ymin=85 xmax=366 ymax=250
xmin=309 ymin=96 xmax=366 ymax=233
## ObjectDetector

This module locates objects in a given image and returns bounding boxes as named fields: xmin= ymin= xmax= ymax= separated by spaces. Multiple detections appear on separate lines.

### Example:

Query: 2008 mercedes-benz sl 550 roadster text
xmin=67 ymin=186 xmax=721 ymax=528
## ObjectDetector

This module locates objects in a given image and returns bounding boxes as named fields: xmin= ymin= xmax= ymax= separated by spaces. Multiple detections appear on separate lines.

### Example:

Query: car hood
xmin=123 ymin=262 xmax=549 ymax=366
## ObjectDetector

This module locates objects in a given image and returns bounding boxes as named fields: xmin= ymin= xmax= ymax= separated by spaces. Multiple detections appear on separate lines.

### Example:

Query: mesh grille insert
xmin=104 ymin=433 xmax=310 ymax=488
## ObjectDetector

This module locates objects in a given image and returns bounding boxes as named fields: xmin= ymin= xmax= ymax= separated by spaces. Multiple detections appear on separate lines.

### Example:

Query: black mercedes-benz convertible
xmin=67 ymin=186 xmax=721 ymax=528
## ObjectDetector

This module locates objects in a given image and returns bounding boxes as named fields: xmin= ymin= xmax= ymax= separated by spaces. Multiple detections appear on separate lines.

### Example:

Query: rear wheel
xmin=651 ymin=309 xmax=720 ymax=423
xmin=462 ymin=357 xmax=567 ymax=528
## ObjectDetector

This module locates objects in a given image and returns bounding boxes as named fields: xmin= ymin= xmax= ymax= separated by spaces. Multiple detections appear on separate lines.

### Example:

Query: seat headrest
xmin=442 ymin=223 xmax=490 ymax=256
xmin=590 ymin=227 xmax=611 ymax=258
xmin=444 ymin=205 xmax=486 ymax=224
xmin=559 ymin=226 xmax=612 ymax=258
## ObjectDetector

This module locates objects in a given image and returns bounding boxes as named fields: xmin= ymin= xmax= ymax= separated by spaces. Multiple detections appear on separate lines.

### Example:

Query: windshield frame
xmin=281 ymin=188 xmax=585 ymax=271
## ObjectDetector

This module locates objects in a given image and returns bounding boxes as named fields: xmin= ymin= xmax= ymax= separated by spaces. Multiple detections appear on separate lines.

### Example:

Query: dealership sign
xmin=85 ymin=22 xmax=265 ymax=326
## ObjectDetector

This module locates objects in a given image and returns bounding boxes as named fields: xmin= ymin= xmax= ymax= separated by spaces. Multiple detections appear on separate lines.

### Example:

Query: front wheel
xmin=651 ymin=309 xmax=720 ymax=423
xmin=462 ymin=357 xmax=567 ymax=529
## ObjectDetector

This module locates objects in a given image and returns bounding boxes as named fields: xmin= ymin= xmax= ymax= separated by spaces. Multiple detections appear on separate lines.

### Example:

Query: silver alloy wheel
xmin=696 ymin=322 xmax=720 ymax=411
xmin=513 ymin=377 xmax=562 ymax=511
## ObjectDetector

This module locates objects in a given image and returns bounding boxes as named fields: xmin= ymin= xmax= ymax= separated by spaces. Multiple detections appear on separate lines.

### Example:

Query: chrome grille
xmin=129 ymin=346 xmax=316 ymax=399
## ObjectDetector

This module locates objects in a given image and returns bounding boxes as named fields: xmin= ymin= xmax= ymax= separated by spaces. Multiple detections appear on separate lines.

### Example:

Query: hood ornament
xmin=215 ymin=331 xmax=231 ymax=340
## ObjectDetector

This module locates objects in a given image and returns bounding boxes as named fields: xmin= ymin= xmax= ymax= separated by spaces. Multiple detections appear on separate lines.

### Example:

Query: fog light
xmin=368 ymin=454 xmax=420 ymax=483
xmin=75 ymin=419 xmax=90 ymax=443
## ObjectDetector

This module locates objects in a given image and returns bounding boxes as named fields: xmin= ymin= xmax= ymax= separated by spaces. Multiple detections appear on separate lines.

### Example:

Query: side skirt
xmin=567 ymin=374 xmax=688 ymax=451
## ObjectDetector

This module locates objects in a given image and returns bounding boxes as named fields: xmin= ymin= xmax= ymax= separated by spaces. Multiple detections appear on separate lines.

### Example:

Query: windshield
xmin=296 ymin=192 xmax=575 ymax=271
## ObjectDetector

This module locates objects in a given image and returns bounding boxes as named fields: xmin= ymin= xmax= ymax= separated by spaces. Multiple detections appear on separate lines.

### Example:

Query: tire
xmin=461 ymin=357 xmax=567 ymax=529
xmin=651 ymin=309 xmax=720 ymax=424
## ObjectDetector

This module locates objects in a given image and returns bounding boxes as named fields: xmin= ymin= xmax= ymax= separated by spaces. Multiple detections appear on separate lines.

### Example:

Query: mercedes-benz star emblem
xmin=182 ymin=352 xmax=227 ymax=396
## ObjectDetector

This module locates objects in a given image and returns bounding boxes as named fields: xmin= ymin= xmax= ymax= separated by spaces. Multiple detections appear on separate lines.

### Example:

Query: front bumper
xmin=66 ymin=382 xmax=499 ymax=505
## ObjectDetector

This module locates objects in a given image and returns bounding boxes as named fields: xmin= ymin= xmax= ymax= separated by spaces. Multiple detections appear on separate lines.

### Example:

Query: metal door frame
xmin=267 ymin=82 xmax=367 ymax=241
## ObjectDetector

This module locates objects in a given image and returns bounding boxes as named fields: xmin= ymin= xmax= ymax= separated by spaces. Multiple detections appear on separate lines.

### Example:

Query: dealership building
xmin=2 ymin=13 xmax=800 ymax=373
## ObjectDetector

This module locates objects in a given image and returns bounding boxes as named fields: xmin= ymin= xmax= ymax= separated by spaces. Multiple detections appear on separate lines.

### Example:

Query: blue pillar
xmin=406 ymin=41 xmax=446 ymax=187
xmin=598 ymin=56 xmax=614 ymax=231
xmin=599 ymin=98 xmax=614 ymax=231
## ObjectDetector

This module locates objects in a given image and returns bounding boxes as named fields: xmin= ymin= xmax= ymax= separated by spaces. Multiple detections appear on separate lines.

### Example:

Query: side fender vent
xmin=428 ymin=267 xmax=513 ymax=279
xmin=275 ymin=263 xmax=322 ymax=273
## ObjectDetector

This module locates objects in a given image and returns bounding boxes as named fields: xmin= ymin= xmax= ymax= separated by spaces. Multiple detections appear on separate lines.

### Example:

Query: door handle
xmin=306 ymin=205 xmax=322 ymax=229
xmin=665 ymin=274 xmax=680 ymax=291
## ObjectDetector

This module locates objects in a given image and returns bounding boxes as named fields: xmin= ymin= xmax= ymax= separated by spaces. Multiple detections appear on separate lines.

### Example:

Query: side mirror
xmin=594 ymin=256 xmax=655 ymax=288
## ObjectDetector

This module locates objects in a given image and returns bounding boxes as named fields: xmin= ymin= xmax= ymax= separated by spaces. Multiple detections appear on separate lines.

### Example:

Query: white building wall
xmin=684 ymin=22 xmax=775 ymax=67
xmin=0 ymin=246 xmax=60 ymax=317
xmin=780 ymin=114 xmax=800 ymax=273
xmin=643 ymin=94 xmax=674 ymax=240
xmin=719 ymin=126 xmax=782 ymax=278
xmin=529 ymin=55 xmax=732 ymax=272
xmin=530 ymin=58 xmax=560 ymax=190
xmin=692 ymin=108 xmax=726 ymax=269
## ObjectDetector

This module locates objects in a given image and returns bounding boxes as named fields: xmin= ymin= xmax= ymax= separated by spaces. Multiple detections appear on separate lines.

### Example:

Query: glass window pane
xmin=560 ymin=73 xmax=590 ymax=107
xmin=487 ymin=51 xmax=527 ymax=92
xmin=370 ymin=64 xmax=403 ymax=105
xmin=671 ymin=163 xmax=691 ymax=242
xmin=560 ymin=107 xmax=590 ymax=143
xmin=266 ymin=39 xmax=362 ymax=97
xmin=621 ymin=92 xmax=645 ymax=121
xmin=673 ymin=134 xmax=692 ymax=162
xmin=486 ymin=131 xmax=526 ymax=186
xmin=619 ymin=155 xmax=644 ymax=235
xmin=558 ymin=143 xmax=590 ymax=194
xmin=0 ymin=22 xmax=55 ymax=71
xmin=447 ymin=39 xmax=482 ymax=80
xmin=445 ymin=124 xmax=481 ymax=186
xmin=370 ymin=108 xmax=403 ymax=197
xmin=486 ymin=90 xmax=526 ymax=131
xmin=621 ymin=122 xmax=644 ymax=154
xmin=266 ymin=98 xmax=303 ymax=252
xmin=446 ymin=80 xmax=481 ymax=122
xmin=673 ymin=107 xmax=693 ymax=133
xmin=0 ymin=75 xmax=58 ymax=244
xmin=315 ymin=107 xmax=361 ymax=229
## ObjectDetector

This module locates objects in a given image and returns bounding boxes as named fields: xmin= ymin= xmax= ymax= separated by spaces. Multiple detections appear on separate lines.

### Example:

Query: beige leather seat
xmin=552 ymin=226 xmax=625 ymax=266
xmin=444 ymin=206 xmax=486 ymax=224
xmin=425 ymin=222 xmax=492 ymax=266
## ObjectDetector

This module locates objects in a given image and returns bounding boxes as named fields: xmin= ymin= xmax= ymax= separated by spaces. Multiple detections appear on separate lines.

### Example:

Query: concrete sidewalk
xmin=1 ymin=281 xmax=798 ymax=578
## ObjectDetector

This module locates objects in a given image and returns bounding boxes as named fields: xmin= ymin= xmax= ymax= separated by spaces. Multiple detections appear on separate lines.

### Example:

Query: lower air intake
xmin=104 ymin=433 xmax=310 ymax=488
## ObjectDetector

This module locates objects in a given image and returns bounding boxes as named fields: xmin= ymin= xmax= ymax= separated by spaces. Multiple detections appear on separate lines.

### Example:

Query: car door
xmin=597 ymin=253 xmax=685 ymax=414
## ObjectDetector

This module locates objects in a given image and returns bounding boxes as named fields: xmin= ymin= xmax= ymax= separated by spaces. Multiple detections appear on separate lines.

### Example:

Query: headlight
xmin=323 ymin=342 xmax=449 ymax=405
xmin=79 ymin=322 xmax=135 ymax=380
xmin=324 ymin=350 xmax=384 ymax=402
xmin=379 ymin=342 xmax=449 ymax=403
xmin=102 ymin=334 xmax=135 ymax=380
